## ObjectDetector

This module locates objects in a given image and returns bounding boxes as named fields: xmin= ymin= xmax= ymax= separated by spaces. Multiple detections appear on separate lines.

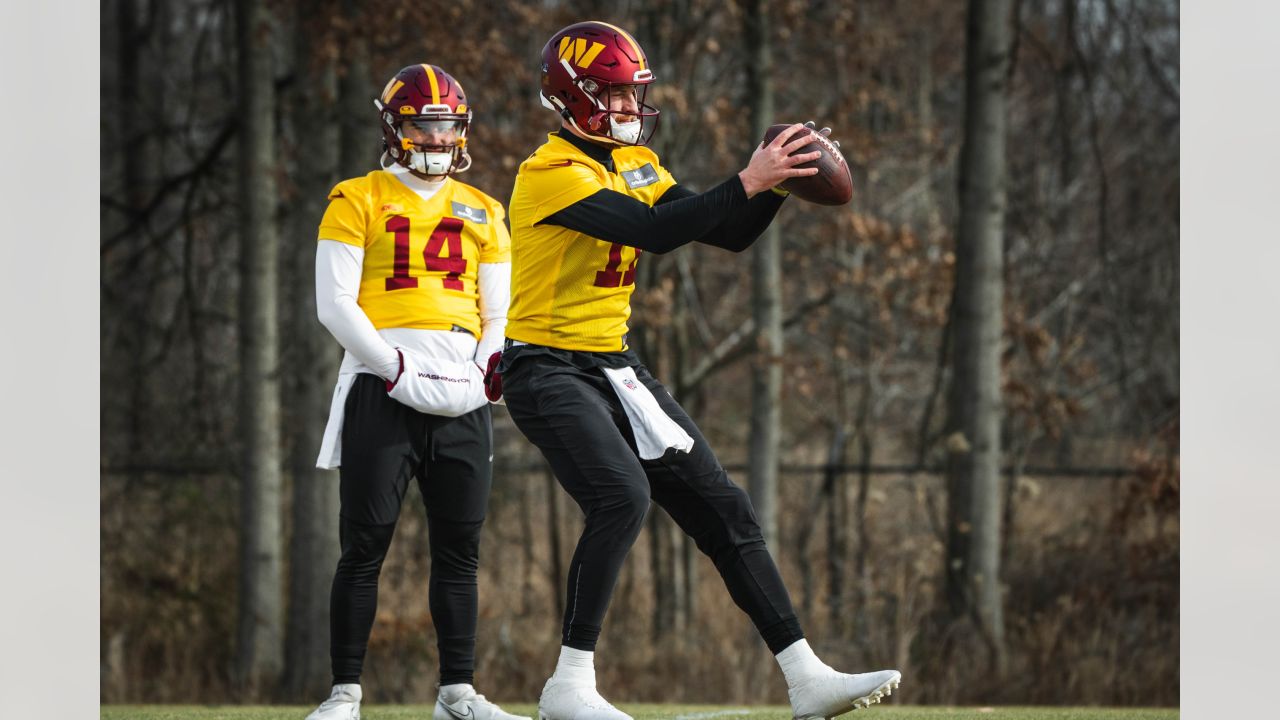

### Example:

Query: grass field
xmin=101 ymin=705 xmax=1179 ymax=720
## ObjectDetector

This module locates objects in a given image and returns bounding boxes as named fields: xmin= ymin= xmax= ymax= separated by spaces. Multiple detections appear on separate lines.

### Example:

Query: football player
xmin=308 ymin=63 xmax=528 ymax=720
xmin=494 ymin=21 xmax=903 ymax=720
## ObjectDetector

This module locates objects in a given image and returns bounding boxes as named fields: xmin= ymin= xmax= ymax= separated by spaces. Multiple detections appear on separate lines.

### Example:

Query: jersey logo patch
xmin=451 ymin=201 xmax=488 ymax=224
xmin=621 ymin=163 xmax=660 ymax=189
xmin=380 ymin=203 xmax=404 ymax=213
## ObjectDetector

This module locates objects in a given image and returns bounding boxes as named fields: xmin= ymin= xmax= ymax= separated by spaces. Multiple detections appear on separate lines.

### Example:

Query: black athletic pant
xmin=330 ymin=373 xmax=493 ymax=686
xmin=502 ymin=349 xmax=804 ymax=654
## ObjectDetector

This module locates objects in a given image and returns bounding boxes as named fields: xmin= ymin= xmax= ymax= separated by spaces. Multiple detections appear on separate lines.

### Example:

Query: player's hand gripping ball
xmin=762 ymin=121 xmax=852 ymax=205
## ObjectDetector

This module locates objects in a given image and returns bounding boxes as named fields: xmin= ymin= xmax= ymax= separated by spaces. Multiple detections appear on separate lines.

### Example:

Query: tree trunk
xmin=944 ymin=0 xmax=1011 ymax=674
xmin=823 ymin=426 xmax=848 ymax=634
xmin=851 ymin=414 xmax=872 ymax=645
xmin=520 ymin=475 xmax=536 ymax=616
xmin=338 ymin=0 xmax=371 ymax=180
xmin=648 ymin=509 xmax=671 ymax=641
xmin=744 ymin=0 xmax=783 ymax=552
xmin=282 ymin=5 xmax=341 ymax=700
xmin=851 ymin=328 xmax=875 ymax=644
xmin=236 ymin=0 xmax=285 ymax=697
xmin=113 ymin=0 xmax=153 ymax=493
xmin=670 ymin=264 xmax=695 ymax=639
xmin=679 ymin=530 xmax=696 ymax=645
xmin=667 ymin=516 xmax=687 ymax=635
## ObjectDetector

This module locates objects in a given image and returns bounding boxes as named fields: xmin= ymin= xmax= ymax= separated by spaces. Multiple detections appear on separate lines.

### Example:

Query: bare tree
xmin=338 ymin=0 xmax=373 ymax=181
xmin=235 ymin=0 xmax=284 ymax=696
xmin=744 ymin=0 xmax=782 ymax=551
xmin=98 ymin=0 xmax=1180 ymax=704
xmin=282 ymin=4 xmax=342 ymax=700
xmin=944 ymin=0 xmax=1011 ymax=673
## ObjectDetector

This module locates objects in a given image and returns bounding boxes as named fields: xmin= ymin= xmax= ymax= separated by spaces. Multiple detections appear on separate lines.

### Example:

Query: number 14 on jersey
xmin=385 ymin=216 xmax=467 ymax=292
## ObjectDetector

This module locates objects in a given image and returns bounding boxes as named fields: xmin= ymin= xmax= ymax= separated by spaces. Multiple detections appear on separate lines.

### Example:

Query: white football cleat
xmin=788 ymin=668 xmax=901 ymax=719
xmin=434 ymin=684 xmax=531 ymax=720
xmin=305 ymin=683 xmax=362 ymax=720
xmin=537 ymin=677 xmax=632 ymax=720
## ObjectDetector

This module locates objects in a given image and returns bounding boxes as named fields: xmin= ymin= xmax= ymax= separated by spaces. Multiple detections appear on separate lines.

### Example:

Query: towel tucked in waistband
xmin=601 ymin=366 xmax=694 ymax=460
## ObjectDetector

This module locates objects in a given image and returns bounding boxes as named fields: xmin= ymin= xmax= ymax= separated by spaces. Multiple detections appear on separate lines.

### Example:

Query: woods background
xmin=99 ymin=0 xmax=1179 ymax=708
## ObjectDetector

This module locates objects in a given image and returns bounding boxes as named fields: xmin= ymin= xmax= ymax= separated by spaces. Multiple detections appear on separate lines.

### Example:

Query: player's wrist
xmin=738 ymin=169 xmax=766 ymax=198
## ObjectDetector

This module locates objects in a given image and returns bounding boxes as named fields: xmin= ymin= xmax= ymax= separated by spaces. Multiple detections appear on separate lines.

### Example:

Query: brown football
xmin=762 ymin=123 xmax=853 ymax=206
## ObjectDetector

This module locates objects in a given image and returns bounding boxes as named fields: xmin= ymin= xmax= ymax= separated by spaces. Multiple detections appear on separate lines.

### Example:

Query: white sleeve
xmin=474 ymin=261 xmax=511 ymax=363
xmin=315 ymin=240 xmax=401 ymax=380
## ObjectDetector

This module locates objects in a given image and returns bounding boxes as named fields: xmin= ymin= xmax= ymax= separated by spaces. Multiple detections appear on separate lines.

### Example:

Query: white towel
xmin=316 ymin=373 xmax=358 ymax=469
xmin=385 ymin=348 xmax=488 ymax=418
xmin=602 ymin=366 xmax=695 ymax=460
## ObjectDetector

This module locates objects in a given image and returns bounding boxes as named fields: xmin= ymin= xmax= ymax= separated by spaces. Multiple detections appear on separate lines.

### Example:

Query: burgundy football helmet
xmin=374 ymin=64 xmax=472 ymax=176
xmin=539 ymin=21 xmax=659 ymax=146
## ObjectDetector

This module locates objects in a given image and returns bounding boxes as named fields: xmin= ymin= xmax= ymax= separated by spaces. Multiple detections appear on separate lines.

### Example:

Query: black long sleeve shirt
xmin=540 ymin=128 xmax=787 ymax=254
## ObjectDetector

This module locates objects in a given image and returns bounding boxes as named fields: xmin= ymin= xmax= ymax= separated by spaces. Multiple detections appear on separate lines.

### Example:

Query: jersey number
xmin=385 ymin=216 xmax=467 ymax=292
xmin=593 ymin=243 xmax=640 ymax=288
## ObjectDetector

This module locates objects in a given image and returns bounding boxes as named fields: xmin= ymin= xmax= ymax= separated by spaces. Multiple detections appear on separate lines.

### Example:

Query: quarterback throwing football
xmin=308 ymin=63 xmax=527 ymax=720
xmin=496 ymin=21 xmax=902 ymax=720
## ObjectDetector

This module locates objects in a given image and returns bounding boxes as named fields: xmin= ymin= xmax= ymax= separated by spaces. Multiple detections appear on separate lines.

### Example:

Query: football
xmin=762 ymin=123 xmax=853 ymax=206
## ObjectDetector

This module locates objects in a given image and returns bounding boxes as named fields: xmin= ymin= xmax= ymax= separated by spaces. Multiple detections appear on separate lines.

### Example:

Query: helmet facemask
xmin=542 ymin=66 xmax=660 ymax=147
xmin=582 ymin=77 xmax=659 ymax=146
xmin=375 ymin=102 xmax=472 ymax=178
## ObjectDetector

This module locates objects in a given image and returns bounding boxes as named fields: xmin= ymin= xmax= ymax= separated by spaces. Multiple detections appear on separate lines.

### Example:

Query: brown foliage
xmin=100 ymin=0 xmax=1178 ymax=706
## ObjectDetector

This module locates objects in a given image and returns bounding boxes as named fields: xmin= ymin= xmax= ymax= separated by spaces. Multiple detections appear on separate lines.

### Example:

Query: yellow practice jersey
xmin=506 ymin=132 xmax=677 ymax=351
xmin=317 ymin=171 xmax=510 ymax=336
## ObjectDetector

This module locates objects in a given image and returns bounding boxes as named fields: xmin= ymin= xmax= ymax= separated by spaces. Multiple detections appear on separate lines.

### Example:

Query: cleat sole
xmin=838 ymin=676 xmax=900 ymax=718
xmin=795 ymin=674 xmax=904 ymax=719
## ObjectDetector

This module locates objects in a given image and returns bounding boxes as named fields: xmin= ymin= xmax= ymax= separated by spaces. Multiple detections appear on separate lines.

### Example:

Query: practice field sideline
xmin=100 ymin=704 xmax=1179 ymax=719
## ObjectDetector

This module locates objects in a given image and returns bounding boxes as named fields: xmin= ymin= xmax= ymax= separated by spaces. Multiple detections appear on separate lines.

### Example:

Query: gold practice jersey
xmin=318 ymin=171 xmax=510 ymax=336
xmin=506 ymin=132 xmax=677 ymax=351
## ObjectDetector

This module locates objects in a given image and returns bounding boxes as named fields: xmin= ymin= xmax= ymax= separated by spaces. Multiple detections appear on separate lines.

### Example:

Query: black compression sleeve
xmin=657 ymin=184 xmax=788 ymax=252
xmin=541 ymin=175 xmax=750 ymax=254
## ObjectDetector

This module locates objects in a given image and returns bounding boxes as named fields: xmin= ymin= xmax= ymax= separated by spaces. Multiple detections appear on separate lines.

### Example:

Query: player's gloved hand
xmin=481 ymin=351 xmax=504 ymax=403
xmin=384 ymin=348 xmax=488 ymax=417
xmin=803 ymin=120 xmax=841 ymax=148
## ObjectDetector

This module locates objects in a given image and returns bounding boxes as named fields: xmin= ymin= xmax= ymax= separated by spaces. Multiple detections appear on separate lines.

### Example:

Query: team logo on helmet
xmin=558 ymin=37 xmax=607 ymax=69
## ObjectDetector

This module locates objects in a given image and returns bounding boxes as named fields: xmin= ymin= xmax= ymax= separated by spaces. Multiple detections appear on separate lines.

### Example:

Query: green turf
xmin=101 ymin=705 xmax=1178 ymax=720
